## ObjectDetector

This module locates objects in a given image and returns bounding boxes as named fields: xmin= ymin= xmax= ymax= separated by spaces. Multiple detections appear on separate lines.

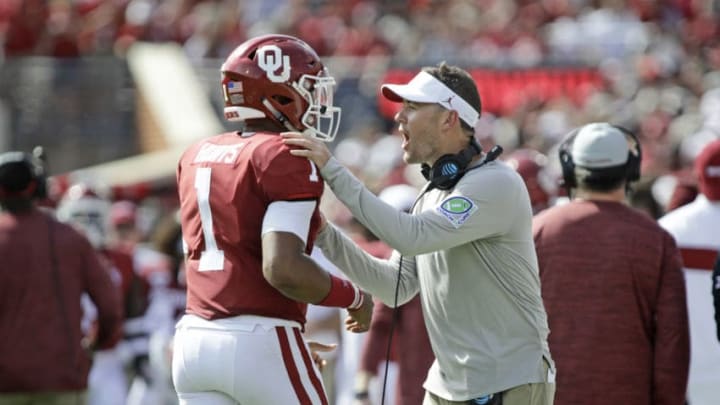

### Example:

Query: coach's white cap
xmin=571 ymin=123 xmax=629 ymax=168
xmin=381 ymin=71 xmax=479 ymax=128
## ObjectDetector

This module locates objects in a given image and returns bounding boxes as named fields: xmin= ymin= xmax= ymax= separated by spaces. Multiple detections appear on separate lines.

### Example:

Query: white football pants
xmin=172 ymin=314 xmax=328 ymax=405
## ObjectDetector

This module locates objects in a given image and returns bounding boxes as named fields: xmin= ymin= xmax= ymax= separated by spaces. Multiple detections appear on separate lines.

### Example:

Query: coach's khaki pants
xmin=0 ymin=391 xmax=87 ymax=405
xmin=424 ymin=381 xmax=555 ymax=405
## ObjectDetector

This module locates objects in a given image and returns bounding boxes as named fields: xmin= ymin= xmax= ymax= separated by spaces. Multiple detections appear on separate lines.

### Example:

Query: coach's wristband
xmin=348 ymin=289 xmax=364 ymax=311
xmin=318 ymin=274 xmax=361 ymax=309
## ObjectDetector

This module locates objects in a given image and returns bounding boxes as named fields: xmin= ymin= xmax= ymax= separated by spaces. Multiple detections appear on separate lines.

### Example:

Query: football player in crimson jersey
xmin=173 ymin=34 xmax=373 ymax=405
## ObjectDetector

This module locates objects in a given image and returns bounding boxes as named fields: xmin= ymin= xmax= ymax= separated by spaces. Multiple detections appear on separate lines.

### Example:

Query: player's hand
xmin=345 ymin=292 xmax=373 ymax=333
xmin=307 ymin=341 xmax=337 ymax=371
xmin=281 ymin=132 xmax=332 ymax=169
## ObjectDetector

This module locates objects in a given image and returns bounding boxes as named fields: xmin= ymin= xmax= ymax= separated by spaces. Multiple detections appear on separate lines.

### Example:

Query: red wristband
xmin=318 ymin=274 xmax=362 ymax=310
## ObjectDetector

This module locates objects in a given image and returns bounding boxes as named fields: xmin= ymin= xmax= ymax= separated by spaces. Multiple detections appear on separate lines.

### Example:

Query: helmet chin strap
xmin=262 ymin=99 xmax=300 ymax=133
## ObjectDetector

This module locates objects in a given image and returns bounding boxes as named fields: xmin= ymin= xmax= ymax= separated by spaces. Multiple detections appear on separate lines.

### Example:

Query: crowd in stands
xmin=2 ymin=0 xmax=718 ymax=63
xmin=2 ymin=0 xmax=719 ymax=217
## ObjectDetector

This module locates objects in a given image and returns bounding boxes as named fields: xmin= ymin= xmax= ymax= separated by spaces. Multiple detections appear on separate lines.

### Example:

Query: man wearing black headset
xmin=0 ymin=151 xmax=122 ymax=405
xmin=532 ymin=123 xmax=690 ymax=405
xmin=283 ymin=62 xmax=555 ymax=405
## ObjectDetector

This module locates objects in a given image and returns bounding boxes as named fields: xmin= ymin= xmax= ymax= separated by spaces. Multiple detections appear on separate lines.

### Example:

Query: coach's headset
xmin=558 ymin=124 xmax=641 ymax=192
xmin=421 ymin=137 xmax=503 ymax=191
xmin=0 ymin=148 xmax=48 ymax=201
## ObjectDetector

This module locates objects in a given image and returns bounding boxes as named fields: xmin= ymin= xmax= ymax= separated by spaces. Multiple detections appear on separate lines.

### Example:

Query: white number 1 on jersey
xmin=194 ymin=167 xmax=225 ymax=271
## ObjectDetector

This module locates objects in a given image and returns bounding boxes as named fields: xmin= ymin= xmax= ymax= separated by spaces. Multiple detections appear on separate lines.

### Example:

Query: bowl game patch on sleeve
xmin=437 ymin=196 xmax=478 ymax=228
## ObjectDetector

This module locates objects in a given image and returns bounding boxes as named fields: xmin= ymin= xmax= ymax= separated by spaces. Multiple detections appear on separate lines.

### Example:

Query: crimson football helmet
xmin=505 ymin=149 xmax=557 ymax=213
xmin=221 ymin=34 xmax=341 ymax=142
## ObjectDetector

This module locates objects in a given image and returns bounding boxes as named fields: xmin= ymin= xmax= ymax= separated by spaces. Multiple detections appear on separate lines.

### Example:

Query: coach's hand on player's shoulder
xmin=345 ymin=291 xmax=373 ymax=333
xmin=281 ymin=132 xmax=331 ymax=169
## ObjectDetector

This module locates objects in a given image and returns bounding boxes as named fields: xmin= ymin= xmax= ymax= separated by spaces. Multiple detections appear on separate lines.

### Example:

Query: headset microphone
xmin=483 ymin=145 xmax=504 ymax=163
xmin=461 ymin=144 xmax=504 ymax=177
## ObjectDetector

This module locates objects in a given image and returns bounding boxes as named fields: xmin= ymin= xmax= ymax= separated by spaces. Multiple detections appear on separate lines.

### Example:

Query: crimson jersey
xmin=177 ymin=131 xmax=323 ymax=325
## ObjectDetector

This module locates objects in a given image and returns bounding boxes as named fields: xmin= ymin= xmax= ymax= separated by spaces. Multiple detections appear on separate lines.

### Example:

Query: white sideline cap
xmin=572 ymin=123 xmax=629 ymax=168
xmin=381 ymin=71 xmax=479 ymax=128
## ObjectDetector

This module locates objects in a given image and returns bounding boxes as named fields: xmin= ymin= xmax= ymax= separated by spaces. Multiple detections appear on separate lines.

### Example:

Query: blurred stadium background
xmin=1 ymin=0 xmax=719 ymax=212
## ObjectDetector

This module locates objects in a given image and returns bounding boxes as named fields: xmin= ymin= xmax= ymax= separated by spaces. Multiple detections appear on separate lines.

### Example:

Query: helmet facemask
xmin=294 ymin=72 xmax=341 ymax=142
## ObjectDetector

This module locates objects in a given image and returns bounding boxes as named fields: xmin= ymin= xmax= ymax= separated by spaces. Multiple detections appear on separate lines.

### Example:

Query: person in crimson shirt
xmin=533 ymin=123 xmax=689 ymax=405
xmin=0 ymin=151 xmax=123 ymax=404
xmin=173 ymin=34 xmax=373 ymax=405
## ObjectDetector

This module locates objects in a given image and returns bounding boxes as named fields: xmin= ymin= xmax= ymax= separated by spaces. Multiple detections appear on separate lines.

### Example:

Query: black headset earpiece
xmin=558 ymin=128 xmax=580 ymax=190
xmin=0 ymin=150 xmax=48 ymax=200
xmin=421 ymin=137 xmax=482 ymax=190
xmin=613 ymin=125 xmax=642 ymax=183
xmin=558 ymin=125 xmax=642 ymax=193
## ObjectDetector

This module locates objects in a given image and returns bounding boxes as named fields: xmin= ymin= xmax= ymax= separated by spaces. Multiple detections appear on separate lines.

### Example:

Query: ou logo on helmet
xmin=257 ymin=45 xmax=291 ymax=83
